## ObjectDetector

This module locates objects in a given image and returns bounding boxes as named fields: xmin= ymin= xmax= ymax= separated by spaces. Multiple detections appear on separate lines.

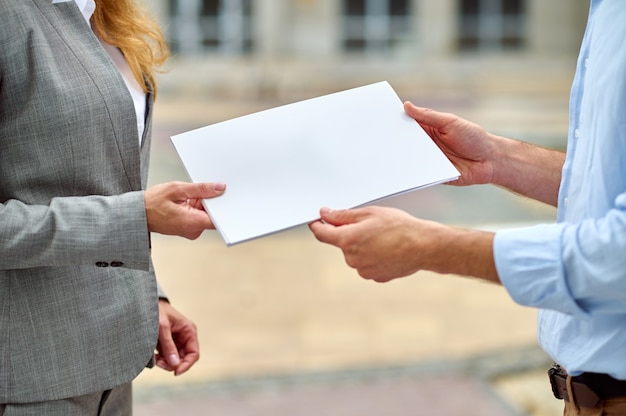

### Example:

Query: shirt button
xmin=95 ymin=261 xmax=109 ymax=268
xmin=585 ymin=58 xmax=589 ymax=68
xmin=110 ymin=261 xmax=124 ymax=267
xmin=574 ymin=129 xmax=580 ymax=139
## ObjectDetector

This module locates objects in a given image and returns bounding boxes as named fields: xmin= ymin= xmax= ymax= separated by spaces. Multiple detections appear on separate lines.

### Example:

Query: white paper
xmin=171 ymin=81 xmax=459 ymax=246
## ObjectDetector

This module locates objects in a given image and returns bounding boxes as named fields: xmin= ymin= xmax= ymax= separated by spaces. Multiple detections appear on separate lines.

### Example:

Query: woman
xmin=0 ymin=0 xmax=225 ymax=414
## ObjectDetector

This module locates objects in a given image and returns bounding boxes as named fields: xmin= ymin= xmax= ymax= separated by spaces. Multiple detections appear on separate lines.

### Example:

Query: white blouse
xmin=73 ymin=0 xmax=147 ymax=144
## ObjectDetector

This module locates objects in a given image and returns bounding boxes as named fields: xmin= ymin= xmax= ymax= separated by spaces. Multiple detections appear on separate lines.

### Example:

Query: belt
xmin=548 ymin=364 xmax=626 ymax=408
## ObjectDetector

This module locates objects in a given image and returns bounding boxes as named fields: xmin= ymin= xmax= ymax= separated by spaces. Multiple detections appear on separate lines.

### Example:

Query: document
xmin=171 ymin=81 xmax=459 ymax=246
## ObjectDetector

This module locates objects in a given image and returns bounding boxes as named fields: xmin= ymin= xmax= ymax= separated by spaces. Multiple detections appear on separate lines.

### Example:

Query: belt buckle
xmin=548 ymin=364 xmax=601 ymax=408
xmin=548 ymin=364 xmax=568 ymax=401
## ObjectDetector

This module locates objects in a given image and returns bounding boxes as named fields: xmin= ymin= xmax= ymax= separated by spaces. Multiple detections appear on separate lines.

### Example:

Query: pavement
xmin=130 ymin=72 xmax=570 ymax=416
xmin=133 ymin=354 xmax=553 ymax=416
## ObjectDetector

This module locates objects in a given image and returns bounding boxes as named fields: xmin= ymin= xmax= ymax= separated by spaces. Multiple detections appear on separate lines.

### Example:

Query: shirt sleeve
xmin=494 ymin=193 xmax=626 ymax=317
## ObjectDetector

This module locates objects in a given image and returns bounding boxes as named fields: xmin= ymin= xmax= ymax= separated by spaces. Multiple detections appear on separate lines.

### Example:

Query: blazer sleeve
xmin=0 ymin=191 xmax=152 ymax=271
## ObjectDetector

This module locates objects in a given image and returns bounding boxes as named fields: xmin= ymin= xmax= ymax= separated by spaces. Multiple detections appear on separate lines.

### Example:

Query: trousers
xmin=564 ymin=398 xmax=626 ymax=415
xmin=0 ymin=382 xmax=132 ymax=416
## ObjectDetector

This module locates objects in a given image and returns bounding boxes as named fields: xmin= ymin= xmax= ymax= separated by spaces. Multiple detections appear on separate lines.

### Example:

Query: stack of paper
xmin=171 ymin=81 xmax=459 ymax=246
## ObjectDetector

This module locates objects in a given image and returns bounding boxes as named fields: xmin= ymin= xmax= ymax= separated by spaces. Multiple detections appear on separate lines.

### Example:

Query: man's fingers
xmin=309 ymin=220 xmax=340 ymax=245
xmin=310 ymin=207 xmax=372 ymax=246
xmin=318 ymin=207 xmax=369 ymax=226
xmin=403 ymin=101 xmax=455 ymax=130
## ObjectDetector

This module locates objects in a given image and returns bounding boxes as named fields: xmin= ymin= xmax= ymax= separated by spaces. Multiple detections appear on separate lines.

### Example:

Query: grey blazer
xmin=0 ymin=0 xmax=160 ymax=402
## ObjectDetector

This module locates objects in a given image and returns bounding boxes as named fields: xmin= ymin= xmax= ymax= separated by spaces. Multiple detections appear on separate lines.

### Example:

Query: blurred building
xmin=149 ymin=0 xmax=589 ymax=100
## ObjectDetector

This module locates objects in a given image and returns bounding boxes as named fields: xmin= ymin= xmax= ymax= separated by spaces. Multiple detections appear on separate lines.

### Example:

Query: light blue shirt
xmin=494 ymin=0 xmax=626 ymax=379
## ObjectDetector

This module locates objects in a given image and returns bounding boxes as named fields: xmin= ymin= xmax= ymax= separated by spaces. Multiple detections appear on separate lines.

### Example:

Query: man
xmin=310 ymin=0 xmax=626 ymax=414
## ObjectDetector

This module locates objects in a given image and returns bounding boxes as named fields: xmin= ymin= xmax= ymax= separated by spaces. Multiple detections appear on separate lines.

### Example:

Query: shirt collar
xmin=73 ymin=0 xmax=96 ymax=25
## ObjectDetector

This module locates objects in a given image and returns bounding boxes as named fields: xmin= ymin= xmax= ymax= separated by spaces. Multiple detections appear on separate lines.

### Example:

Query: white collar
xmin=51 ymin=0 xmax=95 ymax=26
xmin=72 ymin=0 xmax=96 ymax=25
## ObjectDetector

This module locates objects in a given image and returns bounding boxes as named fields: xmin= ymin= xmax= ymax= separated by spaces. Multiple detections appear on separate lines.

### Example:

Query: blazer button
xmin=95 ymin=261 xmax=109 ymax=268
xmin=110 ymin=261 xmax=124 ymax=267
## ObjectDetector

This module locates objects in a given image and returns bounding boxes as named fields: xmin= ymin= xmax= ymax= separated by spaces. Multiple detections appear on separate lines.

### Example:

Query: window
xmin=167 ymin=0 xmax=254 ymax=55
xmin=459 ymin=0 xmax=526 ymax=51
xmin=341 ymin=0 xmax=412 ymax=54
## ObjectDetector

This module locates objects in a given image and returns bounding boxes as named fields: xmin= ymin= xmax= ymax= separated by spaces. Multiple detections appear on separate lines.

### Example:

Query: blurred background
xmin=133 ymin=1 xmax=589 ymax=414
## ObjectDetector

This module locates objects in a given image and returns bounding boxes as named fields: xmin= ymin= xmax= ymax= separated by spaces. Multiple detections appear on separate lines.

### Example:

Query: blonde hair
xmin=91 ymin=0 xmax=169 ymax=99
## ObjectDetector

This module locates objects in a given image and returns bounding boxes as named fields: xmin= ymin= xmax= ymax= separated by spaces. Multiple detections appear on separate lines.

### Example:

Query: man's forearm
xmin=428 ymin=225 xmax=499 ymax=283
xmin=491 ymin=136 xmax=565 ymax=207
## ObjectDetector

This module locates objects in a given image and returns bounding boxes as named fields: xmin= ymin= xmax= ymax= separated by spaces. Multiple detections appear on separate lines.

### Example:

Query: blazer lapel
xmin=140 ymin=89 xmax=154 ymax=188
xmin=34 ymin=0 xmax=142 ymax=191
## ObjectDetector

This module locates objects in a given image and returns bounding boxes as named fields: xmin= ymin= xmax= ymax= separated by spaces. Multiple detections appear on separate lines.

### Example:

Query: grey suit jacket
xmin=0 ymin=0 xmax=160 ymax=402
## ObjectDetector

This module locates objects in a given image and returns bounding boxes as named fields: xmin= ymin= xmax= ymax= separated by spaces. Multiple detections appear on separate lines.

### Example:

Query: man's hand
xmin=309 ymin=206 xmax=433 ymax=281
xmin=310 ymin=206 xmax=498 ymax=283
xmin=145 ymin=181 xmax=226 ymax=240
xmin=404 ymin=102 xmax=499 ymax=187
xmin=155 ymin=300 xmax=199 ymax=376
xmin=405 ymin=102 xmax=564 ymax=205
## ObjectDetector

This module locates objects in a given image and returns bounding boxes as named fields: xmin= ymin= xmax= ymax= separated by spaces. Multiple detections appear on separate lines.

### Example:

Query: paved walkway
xmin=134 ymin=344 xmax=558 ymax=415
xmin=135 ymin=373 xmax=525 ymax=416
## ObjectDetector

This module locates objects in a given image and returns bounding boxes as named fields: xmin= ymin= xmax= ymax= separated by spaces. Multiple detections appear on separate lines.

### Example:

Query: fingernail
xmin=320 ymin=207 xmax=332 ymax=215
xmin=168 ymin=354 xmax=180 ymax=366
xmin=214 ymin=183 xmax=226 ymax=191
